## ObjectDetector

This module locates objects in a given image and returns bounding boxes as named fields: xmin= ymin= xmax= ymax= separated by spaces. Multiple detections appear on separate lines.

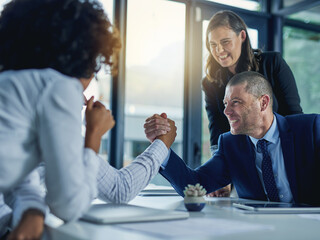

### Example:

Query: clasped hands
xmin=144 ymin=113 xmax=177 ymax=149
xmin=144 ymin=112 xmax=231 ymax=197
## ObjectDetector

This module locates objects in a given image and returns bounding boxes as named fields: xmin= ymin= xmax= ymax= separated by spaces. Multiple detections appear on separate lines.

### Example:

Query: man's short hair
xmin=227 ymin=71 xmax=273 ymax=106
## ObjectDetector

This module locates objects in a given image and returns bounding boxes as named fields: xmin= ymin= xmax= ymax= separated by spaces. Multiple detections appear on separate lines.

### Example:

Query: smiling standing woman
xmin=202 ymin=10 xmax=303 ymax=197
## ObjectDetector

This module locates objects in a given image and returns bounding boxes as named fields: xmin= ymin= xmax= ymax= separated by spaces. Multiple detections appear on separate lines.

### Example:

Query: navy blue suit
xmin=160 ymin=113 xmax=320 ymax=206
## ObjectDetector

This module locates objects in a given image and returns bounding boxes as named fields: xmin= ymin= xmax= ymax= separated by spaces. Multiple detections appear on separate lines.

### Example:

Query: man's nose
xmin=224 ymin=103 xmax=231 ymax=116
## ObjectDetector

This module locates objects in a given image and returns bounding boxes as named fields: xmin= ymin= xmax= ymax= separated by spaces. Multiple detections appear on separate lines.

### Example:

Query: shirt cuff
xmin=160 ymin=148 xmax=171 ymax=170
xmin=83 ymin=148 xmax=100 ymax=198
xmin=148 ymin=139 xmax=168 ymax=162
xmin=210 ymin=145 xmax=218 ymax=156
xmin=12 ymin=200 xmax=48 ymax=228
xmin=0 ymin=199 xmax=12 ymax=236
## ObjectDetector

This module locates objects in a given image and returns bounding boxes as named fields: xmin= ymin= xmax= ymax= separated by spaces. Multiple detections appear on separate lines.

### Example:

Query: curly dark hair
xmin=0 ymin=0 xmax=121 ymax=78
xmin=205 ymin=10 xmax=261 ymax=86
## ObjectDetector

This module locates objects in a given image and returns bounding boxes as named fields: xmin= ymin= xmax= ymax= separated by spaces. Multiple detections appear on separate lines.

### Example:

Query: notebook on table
xmin=80 ymin=203 xmax=189 ymax=224
xmin=233 ymin=202 xmax=320 ymax=214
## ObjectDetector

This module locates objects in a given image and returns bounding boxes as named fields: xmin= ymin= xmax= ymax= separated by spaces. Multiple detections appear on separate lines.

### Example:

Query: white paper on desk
xmin=115 ymin=218 xmax=274 ymax=239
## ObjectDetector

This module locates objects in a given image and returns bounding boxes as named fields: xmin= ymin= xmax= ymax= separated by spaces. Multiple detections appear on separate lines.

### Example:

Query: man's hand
xmin=144 ymin=113 xmax=171 ymax=142
xmin=157 ymin=118 xmax=177 ymax=149
xmin=8 ymin=209 xmax=44 ymax=240
xmin=85 ymin=96 xmax=115 ymax=153
xmin=206 ymin=184 xmax=231 ymax=197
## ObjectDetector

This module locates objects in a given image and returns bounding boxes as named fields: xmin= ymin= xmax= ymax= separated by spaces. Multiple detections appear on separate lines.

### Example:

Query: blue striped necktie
xmin=257 ymin=139 xmax=280 ymax=202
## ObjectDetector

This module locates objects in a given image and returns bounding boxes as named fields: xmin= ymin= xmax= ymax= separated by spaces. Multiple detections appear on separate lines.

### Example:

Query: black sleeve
xmin=202 ymin=78 xmax=230 ymax=146
xmin=271 ymin=52 xmax=303 ymax=115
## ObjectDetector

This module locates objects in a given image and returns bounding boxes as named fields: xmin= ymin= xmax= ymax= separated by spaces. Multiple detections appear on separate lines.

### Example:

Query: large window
xmin=83 ymin=0 xmax=114 ymax=160
xmin=204 ymin=0 xmax=261 ymax=11
xmin=287 ymin=5 xmax=320 ymax=25
xmin=283 ymin=27 xmax=320 ymax=114
xmin=124 ymin=0 xmax=186 ymax=167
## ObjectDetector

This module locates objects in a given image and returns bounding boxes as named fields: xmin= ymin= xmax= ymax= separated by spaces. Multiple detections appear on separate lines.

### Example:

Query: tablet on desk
xmin=80 ymin=203 xmax=189 ymax=224
xmin=233 ymin=202 xmax=320 ymax=214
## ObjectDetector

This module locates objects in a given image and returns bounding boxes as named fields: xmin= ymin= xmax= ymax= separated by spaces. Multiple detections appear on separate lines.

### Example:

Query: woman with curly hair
xmin=0 ymin=0 xmax=176 ymax=239
xmin=202 ymin=10 xmax=302 ymax=197
xmin=0 ymin=0 xmax=119 ymax=238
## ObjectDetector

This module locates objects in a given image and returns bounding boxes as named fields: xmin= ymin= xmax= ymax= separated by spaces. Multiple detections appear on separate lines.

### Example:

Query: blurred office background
xmin=1 ymin=0 xmax=319 ymax=185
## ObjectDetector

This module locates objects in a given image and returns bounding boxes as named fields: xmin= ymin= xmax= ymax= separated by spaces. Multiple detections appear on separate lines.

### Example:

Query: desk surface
xmin=46 ymin=196 xmax=320 ymax=240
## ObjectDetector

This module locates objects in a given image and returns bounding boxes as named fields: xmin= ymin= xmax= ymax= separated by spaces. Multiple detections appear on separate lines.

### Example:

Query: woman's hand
xmin=85 ymin=96 xmax=115 ymax=153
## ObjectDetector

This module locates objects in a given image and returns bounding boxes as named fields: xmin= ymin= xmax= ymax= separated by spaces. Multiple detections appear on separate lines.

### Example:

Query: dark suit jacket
xmin=202 ymin=52 xmax=303 ymax=146
xmin=160 ymin=113 xmax=320 ymax=206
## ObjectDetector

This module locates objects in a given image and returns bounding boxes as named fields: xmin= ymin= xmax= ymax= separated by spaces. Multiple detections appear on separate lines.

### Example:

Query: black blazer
xmin=202 ymin=51 xmax=303 ymax=146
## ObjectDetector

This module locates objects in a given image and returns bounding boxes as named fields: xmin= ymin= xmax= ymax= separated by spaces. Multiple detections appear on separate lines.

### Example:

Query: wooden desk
xmin=45 ymin=196 xmax=320 ymax=240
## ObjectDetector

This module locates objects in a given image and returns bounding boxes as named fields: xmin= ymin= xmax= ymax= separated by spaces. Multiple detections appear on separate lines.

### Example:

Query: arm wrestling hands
xmin=144 ymin=113 xmax=177 ymax=149
xmin=144 ymin=113 xmax=230 ymax=197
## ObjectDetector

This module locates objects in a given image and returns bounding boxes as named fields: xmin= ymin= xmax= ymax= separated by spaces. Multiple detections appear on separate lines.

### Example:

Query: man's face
xmin=223 ymin=83 xmax=261 ymax=136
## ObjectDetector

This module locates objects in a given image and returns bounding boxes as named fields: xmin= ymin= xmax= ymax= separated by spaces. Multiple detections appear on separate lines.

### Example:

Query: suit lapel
xmin=276 ymin=113 xmax=298 ymax=202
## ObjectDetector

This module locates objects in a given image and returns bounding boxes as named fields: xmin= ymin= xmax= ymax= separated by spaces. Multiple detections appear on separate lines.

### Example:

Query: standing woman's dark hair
xmin=205 ymin=10 xmax=261 ymax=87
xmin=0 ymin=0 xmax=121 ymax=78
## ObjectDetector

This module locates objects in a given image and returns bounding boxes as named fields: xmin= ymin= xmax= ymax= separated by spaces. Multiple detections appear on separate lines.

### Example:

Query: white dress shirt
xmin=0 ymin=167 xmax=46 ymax=234
xmin=0 ymin=194 xmax=11 ymax=236
xmin=97 ymin=139 xmax=168 ymax=203
xmin=0 ymin=69 xmax=99 ymax=221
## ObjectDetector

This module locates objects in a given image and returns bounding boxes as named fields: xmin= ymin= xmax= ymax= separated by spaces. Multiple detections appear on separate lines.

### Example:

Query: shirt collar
xmin=249 ymin=114 xmax=279 ymax=148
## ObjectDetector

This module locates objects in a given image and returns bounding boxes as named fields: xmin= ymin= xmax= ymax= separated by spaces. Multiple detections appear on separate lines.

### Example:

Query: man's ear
xmin=260 ymin=94 xmax=270 ymax=111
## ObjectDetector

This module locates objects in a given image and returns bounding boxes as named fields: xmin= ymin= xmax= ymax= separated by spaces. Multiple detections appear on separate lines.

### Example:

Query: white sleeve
xmin=5 ymin=168 xmax=47 ymax=228
xmin=97 ymin=139 xmax=168 ymax=203
xmin=0 ymin=194 xmax=11 ymax=237
xmin=37 ymin=80 xmax=99 ymax=221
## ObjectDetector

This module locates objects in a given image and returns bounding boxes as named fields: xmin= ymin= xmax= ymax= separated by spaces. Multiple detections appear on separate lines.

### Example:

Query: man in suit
xmin=144 ymin=71 xmax=320 ymax=205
